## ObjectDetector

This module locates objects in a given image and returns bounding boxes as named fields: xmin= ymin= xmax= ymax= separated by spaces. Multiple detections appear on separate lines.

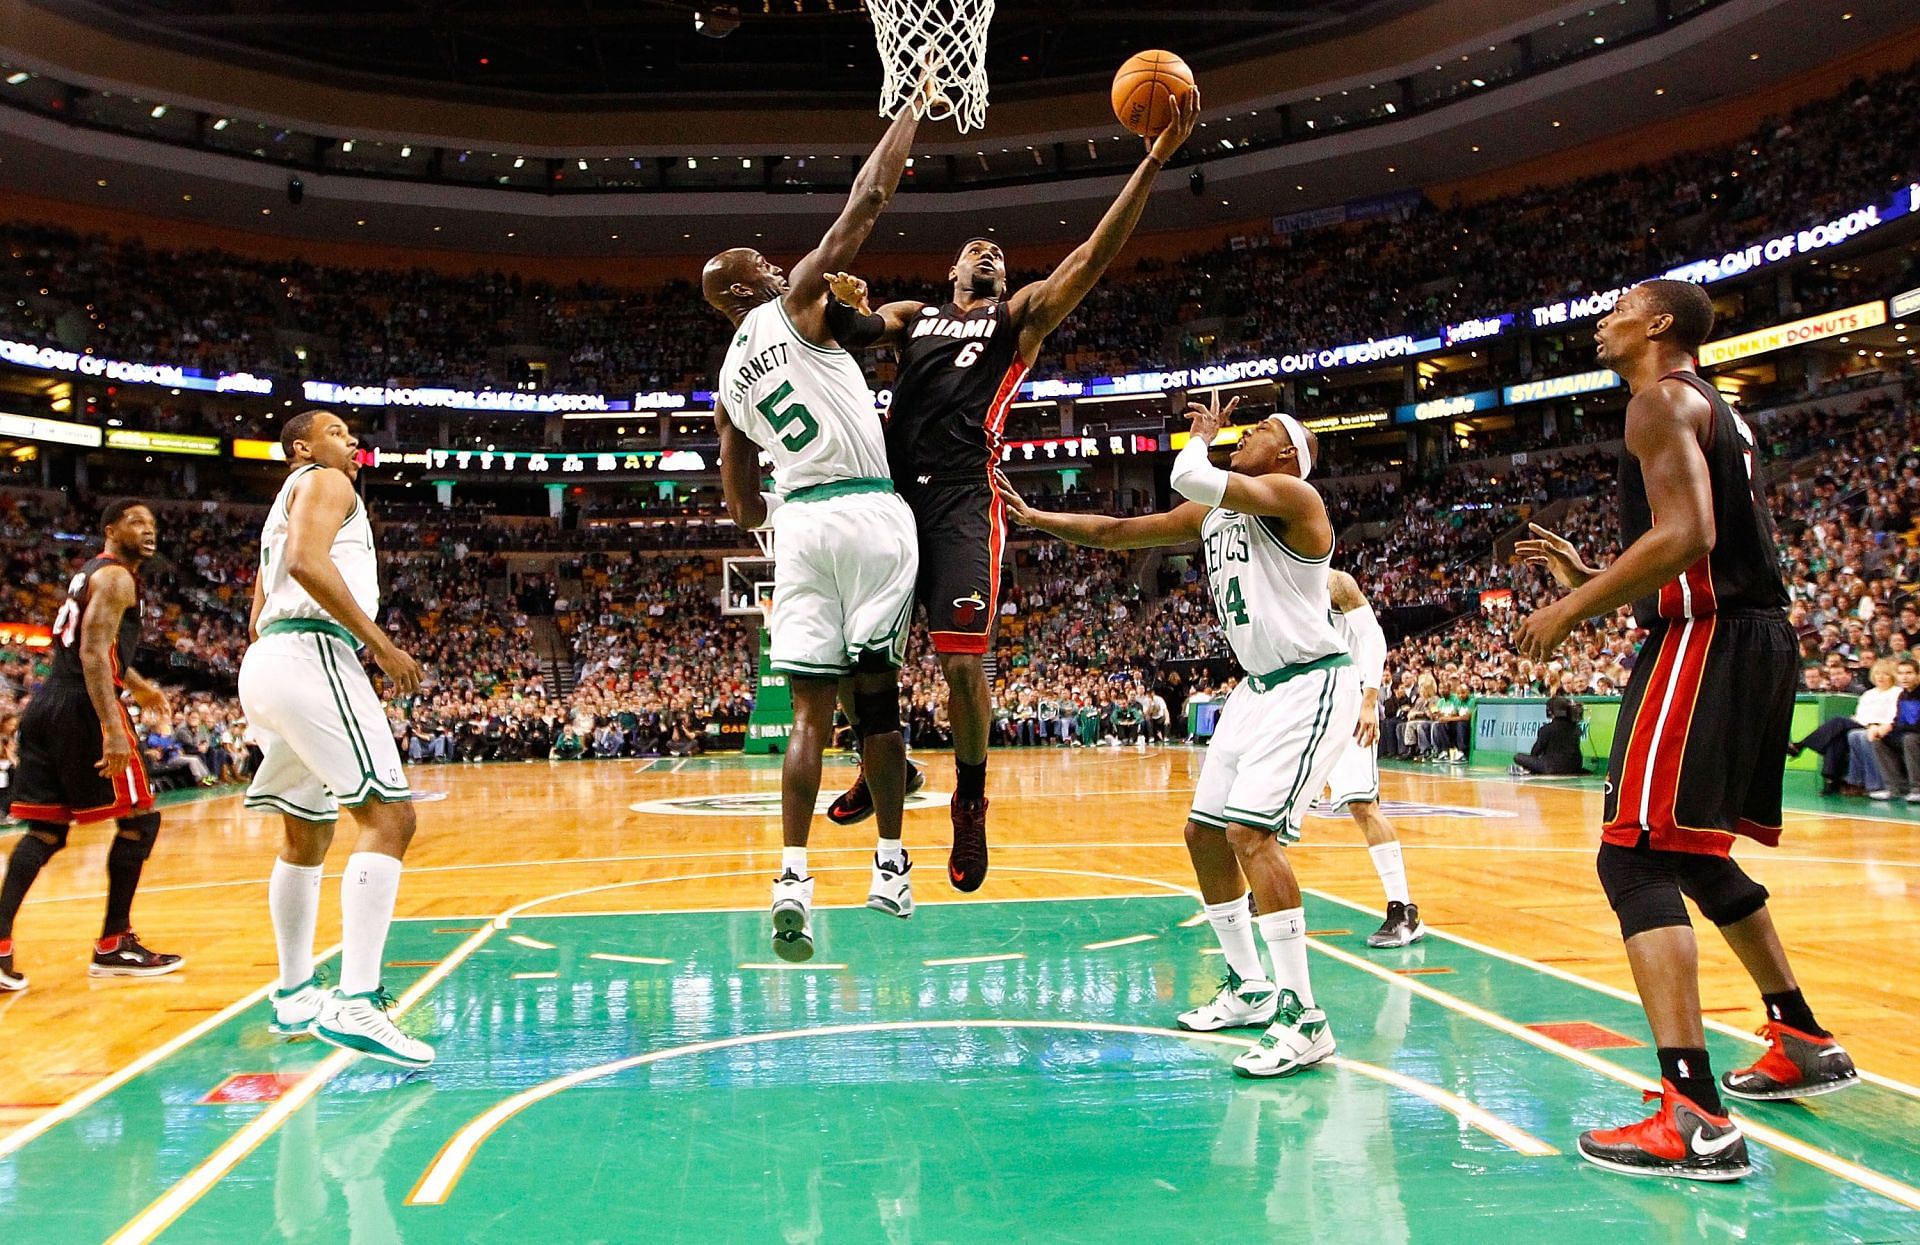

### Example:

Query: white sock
xmin=269 ymin=859 xmax=324 ymax=991
xmin=781 ymin=846 xmax=808 ymax=877
xmin=339 ymin=852 xmax=402 ymax=996
xmin=1204 ymin=898 xmax=1267 ymax=983
xmin=876 ymin=839 xmax=906 ymax=866
xmin=1256 ymin=908 xmax=1314 ymax=1009
xmin=1368 ymin=841 xmax=1411 ymax=907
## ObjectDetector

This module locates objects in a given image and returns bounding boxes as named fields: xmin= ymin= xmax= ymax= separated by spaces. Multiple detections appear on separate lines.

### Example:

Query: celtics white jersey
xmin=255 ymin=464 xmax=380 ymax=630
xmin=719 ymin=298 xmax=891 ymax=494
xmin=1200 ymin=507 xmax=1346 ymax=675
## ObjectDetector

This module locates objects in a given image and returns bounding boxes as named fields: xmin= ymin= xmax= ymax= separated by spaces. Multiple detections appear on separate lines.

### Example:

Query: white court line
xmin=1302 ymin=885 xmax=1920 ymax=1104
xmin=925 ymin=953 xmax=1026 ymax=967
xmin=511 ymin=972 xmax=559 ymax=981
xmin=103 ymin=924 xmax=496 ymax=1245
xmin=587 ymin=953 xmax=673 ymax=966
xmin=0 ymin=941 xmax=341 ymax=1160
xmin=406 ymin=1019 xmax=1553 ymax=1205
xmin=506 ymin=935 xmax=555 ymax=950
xmin=395 ymin=890 xmax=1179 ymax=924
xmin=1307 ymin=936 xmax=1920 ymax=1213
xmin=739 ymin=962 xmax=848 ymax=971
xmin=1084 ymin=934 xmax=1157 ymax=950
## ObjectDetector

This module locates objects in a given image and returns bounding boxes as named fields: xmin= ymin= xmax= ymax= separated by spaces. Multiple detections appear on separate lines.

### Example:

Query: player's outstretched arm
xmin=994 ymin=469 xmax=1205 ymax=550
xmin=284 ymin=467 xmax=421 ymax=695
xmin=822 ymin=271 xmax=924 ymax=349
xmin=716 ymin=402 xmax=773 ymax=531
xmin=1516 ymin=379 xmax=1715 ymax=660
xmin=784 ymin=81 xmax=931 ymax=331
xmin=1007 ymin=90 xmax=1201 ymax=359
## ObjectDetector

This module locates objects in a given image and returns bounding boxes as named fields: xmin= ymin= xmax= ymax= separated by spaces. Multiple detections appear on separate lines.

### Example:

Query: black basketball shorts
xmin=11 ymin=681 xmax=155 ymax=825
xmin=1602 ymin=610 xmax=1795 ymax=857
xmin=901 ymin=478 xmax=1005 ymax=656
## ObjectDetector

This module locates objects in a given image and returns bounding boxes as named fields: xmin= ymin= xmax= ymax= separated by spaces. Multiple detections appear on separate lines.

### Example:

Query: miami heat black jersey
xmin=886 ymin=299 xmax=1028 ymax=485
xmin=48 ymin=554 xmax=141 ymax=686
xmin=1619 ymin=371 xmax=1788 ymax=626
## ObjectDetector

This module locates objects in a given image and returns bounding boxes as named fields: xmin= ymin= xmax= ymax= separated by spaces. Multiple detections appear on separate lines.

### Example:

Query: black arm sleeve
xmin=823 ymin=299 xmax=887 ymax=349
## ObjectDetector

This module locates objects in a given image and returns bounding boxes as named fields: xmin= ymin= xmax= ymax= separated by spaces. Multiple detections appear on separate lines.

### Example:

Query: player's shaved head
xmin=703 ymin=248 xmax=785 ymax=321
xmin=281 ymin=408 xmax=333 ymax=458
xmin=1635 ymin=279 xmax=1717 ymax=350
xmin=703 ymin=248 xmax=759 ymax=306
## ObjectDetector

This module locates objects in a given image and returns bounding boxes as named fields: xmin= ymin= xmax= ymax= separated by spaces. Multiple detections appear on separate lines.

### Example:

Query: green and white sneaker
xmin=1231 ymin=990 xmax=1334 ymax=1078
xmin=311 ymin=986 xmax=435 ymax=1069
xmin=1177 ymin=971 xmax=1279 ymax=1031
xmin=269 ymin=967 xmax=329 ymax=1036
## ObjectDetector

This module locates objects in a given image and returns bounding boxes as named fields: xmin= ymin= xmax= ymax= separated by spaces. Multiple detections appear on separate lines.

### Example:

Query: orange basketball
xmin=1111 ymin=50 xmax=1195 ymax=138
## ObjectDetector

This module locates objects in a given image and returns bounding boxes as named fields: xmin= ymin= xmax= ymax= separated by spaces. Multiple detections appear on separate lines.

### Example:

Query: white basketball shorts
xmin=767 ymin=488 xmax=919 ymax=677
xmin=1191 ymin=662 xmax=1360 ymax=841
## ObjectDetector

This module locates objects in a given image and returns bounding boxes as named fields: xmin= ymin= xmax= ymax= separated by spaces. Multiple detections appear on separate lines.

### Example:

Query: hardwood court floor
xmin=2 ymin=749 xmax=1918 ymax=1242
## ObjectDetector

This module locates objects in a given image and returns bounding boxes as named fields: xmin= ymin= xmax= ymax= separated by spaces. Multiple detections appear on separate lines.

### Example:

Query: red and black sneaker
xmin=1722 ymin=1021 xmax=1859 ymax=1101
xmin=1576 ymin=1080 xmax=1751 ymax=1182
xmin=89 ymin=930 xmax=184 ymax=979
xmin=0 ymin=940 xmax=25 ymax=992
xmin=947 ymin=795 xmax=989 ymax=893
xmin=827 ymin=760 xmax=926 ymax=826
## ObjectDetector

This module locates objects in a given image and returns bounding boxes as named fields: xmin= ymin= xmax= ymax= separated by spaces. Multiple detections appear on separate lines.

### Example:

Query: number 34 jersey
xmin=1200 ymin=507 xmax=1347 ymax=675
xmin=719 ymin=298 xmax=893 ymax=493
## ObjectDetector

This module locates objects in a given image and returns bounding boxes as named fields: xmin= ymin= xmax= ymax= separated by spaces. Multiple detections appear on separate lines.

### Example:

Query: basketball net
xmin=867 ymin=0 xmax=994 ymax=133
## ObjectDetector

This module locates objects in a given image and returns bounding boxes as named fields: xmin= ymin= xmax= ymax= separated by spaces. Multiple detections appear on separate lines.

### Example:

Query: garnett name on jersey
xmin=726 ymin=340 xmax=793 ymax=410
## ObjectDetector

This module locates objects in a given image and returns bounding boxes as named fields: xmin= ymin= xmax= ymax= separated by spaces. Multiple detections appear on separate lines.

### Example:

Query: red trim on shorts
xmin=1603 ymin=616 xmax=1727 ymax=855
xmin=70 ymin=705 xmax=154 ymax=826
xmin=930 ymin=630 xmax=991 ymax=655
xmin=8 ymin=802 xmax=71 ymax=822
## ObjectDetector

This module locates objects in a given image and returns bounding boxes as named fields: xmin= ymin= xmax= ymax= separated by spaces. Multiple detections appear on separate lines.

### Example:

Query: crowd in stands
xmin=4 ymin=61 xmax=1918 ymax=400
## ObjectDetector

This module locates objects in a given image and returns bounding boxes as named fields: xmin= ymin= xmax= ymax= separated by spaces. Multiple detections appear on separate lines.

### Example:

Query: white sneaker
xmin=771 ymin=870 xmax=816 ymax=962
xmin=1232 ymin=990 xmax=1335 ymax=1078
xmin=866 ymin=852 xmax=914 ymax=918
xmin=1907 ymin=792 xmax=1920 ymax=804
xmin=311 ymin=986 xmax=435 ymax=1069
xmin=269 ymin=969 xmax=329 ymax=1036
xmin=1869 ymin=790 xmax=1893 ymax=801
xmin=1178 ymin=972 xmax=1279 ymax=1031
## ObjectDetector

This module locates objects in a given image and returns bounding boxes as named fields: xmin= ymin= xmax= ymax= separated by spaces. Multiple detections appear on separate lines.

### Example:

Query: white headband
xmin=1269 ymin=413 xmax=1313 ymax=480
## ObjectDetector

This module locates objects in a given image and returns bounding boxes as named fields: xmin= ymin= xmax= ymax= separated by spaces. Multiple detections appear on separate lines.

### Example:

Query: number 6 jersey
xmin=1200 ymin=507 xmax=1347 ymax=675
xmin=719 ymin=298 xmax=893 ymax=493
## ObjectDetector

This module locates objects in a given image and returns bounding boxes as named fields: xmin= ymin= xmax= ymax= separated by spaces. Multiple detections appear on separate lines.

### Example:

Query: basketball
xmin=1111 ymin=50 xmax=1196 ymax=138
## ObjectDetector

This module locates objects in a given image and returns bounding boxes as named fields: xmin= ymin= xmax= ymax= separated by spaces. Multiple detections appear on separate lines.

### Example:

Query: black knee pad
xmin=1596 ymin=842 xmax=1691 ymax=939
xmin=1675 ymin=854 xmax=1770 ymax=928
xmin=113 ymin=813 xmax=162 ymax=862
xmin=23 ymin=821 xmax=70 ymax=852
xmin=853 ymin=688 xmax=902 ymax=740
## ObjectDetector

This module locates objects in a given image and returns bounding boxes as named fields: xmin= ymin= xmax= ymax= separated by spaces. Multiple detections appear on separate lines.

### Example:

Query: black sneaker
xmin=89 ymin=931 xmax=185 ymax=978
xmin=1366 ymin=901 xmax=1427 ymax=948
xmin=0 ymin=946 xmax=25 ymax=992
xmin=1722 ymin=1021 xmax=1860 ymax=1101
xmin=947 ymin=795 xmax=989 ymax=892
xmin=828 ymin=760 xmax=926 ymax=826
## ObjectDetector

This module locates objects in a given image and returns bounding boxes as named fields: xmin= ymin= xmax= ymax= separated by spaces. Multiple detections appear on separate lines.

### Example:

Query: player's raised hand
xmin=992 ymin=470 xmax=1040 ymax=528
xmin=1183 ymin=391 xmax=1240 ymax=446
xmin=826 ymin=271 xmax=871 ymax=314
xmin=373 ymin=639 xmax=423 ymax=697
xmin=1515 ymin=522 xmax=1600 ymax=590
xmin=1149 ymin=87 xmax=1202 ymax=162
